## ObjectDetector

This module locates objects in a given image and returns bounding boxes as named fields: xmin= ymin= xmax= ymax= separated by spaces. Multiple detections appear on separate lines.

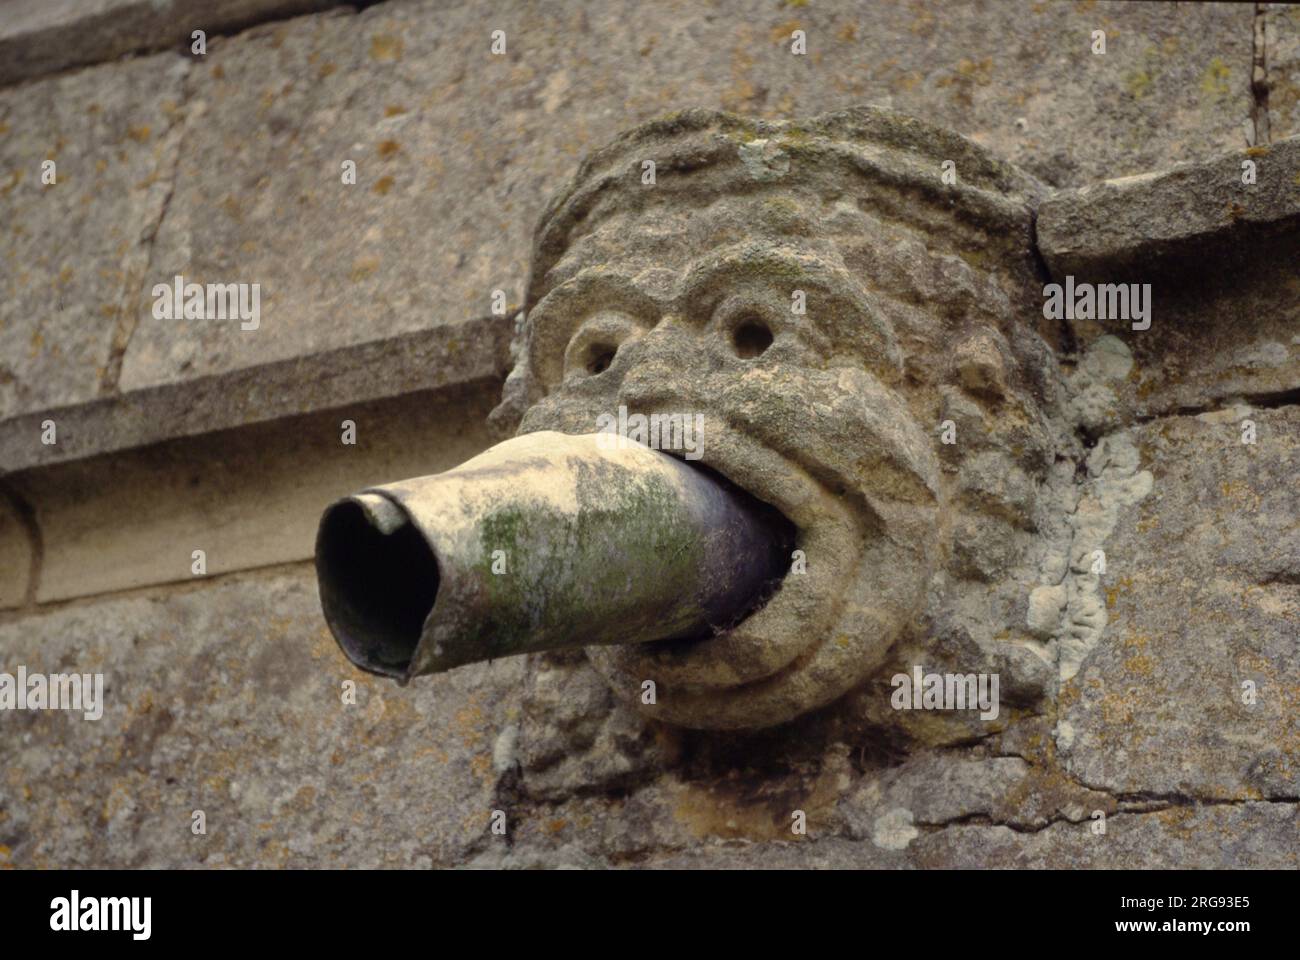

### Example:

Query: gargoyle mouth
xmin=587 ymin=413 xmax=869 ymax=693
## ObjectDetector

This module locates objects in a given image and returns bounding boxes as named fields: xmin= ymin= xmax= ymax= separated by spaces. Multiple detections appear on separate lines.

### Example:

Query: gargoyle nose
xmin=619 ymin=364 xmax=677 ymax=410
xmin=617 ymin=318 xmax=698 ymax=408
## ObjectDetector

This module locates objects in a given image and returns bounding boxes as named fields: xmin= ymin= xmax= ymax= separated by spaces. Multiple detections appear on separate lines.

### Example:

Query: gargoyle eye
xmin=561 ymin=310 xmax=643 ymax=381
xmin=586 ymin=343 xmax=617 ymax=375
xmin=731 ymin=316 xmax=774 ymax=359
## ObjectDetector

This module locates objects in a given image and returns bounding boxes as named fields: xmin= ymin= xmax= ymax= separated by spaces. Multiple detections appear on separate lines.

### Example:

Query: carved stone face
xmin=508 ymin=108 xmax=1055 ymax=729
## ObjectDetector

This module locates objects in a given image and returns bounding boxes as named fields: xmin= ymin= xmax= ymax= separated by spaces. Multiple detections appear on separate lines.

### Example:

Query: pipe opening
xmin=316 ymin=498 xmax=439 ymax=679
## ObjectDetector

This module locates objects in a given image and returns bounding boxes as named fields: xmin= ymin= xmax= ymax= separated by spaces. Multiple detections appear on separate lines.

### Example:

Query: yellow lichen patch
xmin=769 ymin=20 xmax=802 ymax=44
xmin=1156 ymin=805 xmax=1201 ymax=838
xmin=454 ymin=696 xmax=487 ymax=748
xmin=1236 ymin=650 xmax=1274 ymax=675
xmin=370 ymin=34 xmax=404 ymax=62
xmin=1105 ymin=575 xmax=1134 ymax=609
xmin=384 ymin=104 xmax=407 ymax=117
xmin=1098 ymin=688 xmax=1139 ymax=730
xmin=1123 ymin=653 xmax=1156 ymax=677
xmin=955 ymin=57 xmax=993 ymax=83
xmin=372 ymin=175 xmax=394 ymax=196
xmin=376 ymin=139 xmax=400 ymax=159
xmin=470 ymin=752 xmax=492 ymax=781
xmin=101 ymin=781 xmax=135 ymax=823
xmin=1200 ymin=57 xmax=1232 ymax=98
xmin=409 ymin=743 xmax=451 ymax=765
xmin=127 ymin=125 xmax=151 ymax=143
xmin=935 ymin=58 xmax=993 ymax=107
xmin=1118 ymin=629 xmax=1149 ymax=650
xmin=896 ymin=70 xmax=924 ymax=93
xmin=1126 ymin=70 xmax=1153 ymax=99
xmin=459 ymin=808 xmax=492 ymax=835
xmin=1057 ymin=680 xmax=1082 ymax=709
xmin=285 ymin=785 xmax=317 ymax=814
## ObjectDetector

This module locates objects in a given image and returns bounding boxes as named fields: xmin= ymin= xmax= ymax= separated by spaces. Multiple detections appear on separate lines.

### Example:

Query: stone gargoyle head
xmin=493 ymin=106 xmax=1070 ymax=730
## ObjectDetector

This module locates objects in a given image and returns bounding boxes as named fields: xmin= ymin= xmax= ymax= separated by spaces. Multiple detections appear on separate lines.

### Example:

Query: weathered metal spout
xmin=315 ymin=431 xmax=794 ymax=682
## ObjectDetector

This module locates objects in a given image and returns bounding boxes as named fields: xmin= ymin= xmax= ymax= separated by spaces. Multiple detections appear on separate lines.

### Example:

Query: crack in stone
xmin=1252 ymin=2 xmax=1272 ymax=146
xmin=98 ymin=59 xmax=194 ymax=397
xmin=1125 ymin=386 xmax=1300 ymax=427
xmin=1054 ymin=764 xmax=1300 ymax=809
xmin=462 ymin=732 xmax=1300 ymax=862
xmin=915 ymin=811 xmax=1078 ymax=835
xmin=912 ymin=751 xmax=1300 ymax=837
xmin=918 ymin=792 xmax=1300 ymax=838
xmin=991 ymin=743 xmax=1300 ymax=811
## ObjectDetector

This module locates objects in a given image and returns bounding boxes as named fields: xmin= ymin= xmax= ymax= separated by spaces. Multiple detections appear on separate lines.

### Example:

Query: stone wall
xmin=0 ymin=0 xmax=1296 ymax=868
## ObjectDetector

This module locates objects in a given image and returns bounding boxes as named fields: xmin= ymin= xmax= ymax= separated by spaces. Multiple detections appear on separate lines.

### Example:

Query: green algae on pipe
xmin=315 ymin=431 xmax=794 ymax=682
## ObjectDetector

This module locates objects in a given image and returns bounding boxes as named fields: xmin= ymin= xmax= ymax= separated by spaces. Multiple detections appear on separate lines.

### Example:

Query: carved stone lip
xmin=589 ymin=407 xmax=864 ymax=692
xmin=648 ymin=412 xmax=872 ymax=538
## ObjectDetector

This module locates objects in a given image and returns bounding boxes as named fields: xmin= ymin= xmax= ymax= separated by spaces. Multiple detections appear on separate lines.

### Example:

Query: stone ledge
xmin=0 ymin=314 xmax=512 ymax=476
xmin=5 ymin=378 xmax=502 ymax=605
xmin=1037 ymin=135 xmax=1300 ymax=278
xmin=0 ymin=0 xmax=338 ymax=87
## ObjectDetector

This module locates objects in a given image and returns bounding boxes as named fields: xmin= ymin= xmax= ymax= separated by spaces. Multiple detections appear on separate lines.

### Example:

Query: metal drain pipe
xmin=315 ymin=431 xmax=793 ymax=682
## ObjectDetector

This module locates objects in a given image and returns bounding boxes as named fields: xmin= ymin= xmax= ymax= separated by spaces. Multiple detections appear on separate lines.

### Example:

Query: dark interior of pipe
xmin=315 ymin=499 xmax=439 ymax=679
xmin=645 ymin=457 xmax=799 ymax=651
